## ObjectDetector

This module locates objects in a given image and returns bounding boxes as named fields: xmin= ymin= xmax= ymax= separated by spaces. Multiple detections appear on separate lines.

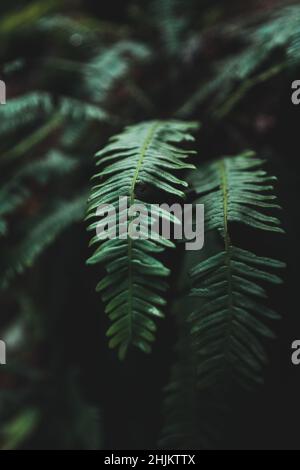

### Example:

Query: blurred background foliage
xmin=0 ymin=0 xmax=299 ymax=450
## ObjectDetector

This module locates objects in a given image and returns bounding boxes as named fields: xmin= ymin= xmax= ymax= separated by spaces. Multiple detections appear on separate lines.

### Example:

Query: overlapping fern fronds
xmin=178 ymin=4 xmax=300 ymax=117
xmin=0 ymin=4 xmax=147 ymax=293
xmin=0 ymin=0 xmax=291 ymax=450
xmin=188 ymin=152 xmax=285 ymax=390
xmin=86 ymin=120 xmax=198 ymax=359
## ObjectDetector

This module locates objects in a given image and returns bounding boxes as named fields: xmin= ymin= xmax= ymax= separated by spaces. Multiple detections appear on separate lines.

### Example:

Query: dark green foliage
xmin=86 ymin=120 xmax=198 ymax=358
xmin=84 ymin=41 xmax=152 ymax=103
xmin=161 ymin=153 xmax=285 ymax=448
xmin=0 ymin=0 xmax=291 ymax=450
xmin=188 ymin=154 xmax=284 ymax=390
xmin=178 ymin=4 xmax=300 ymax=117
xmin=1 ymin=193 xmax=87 ymax=289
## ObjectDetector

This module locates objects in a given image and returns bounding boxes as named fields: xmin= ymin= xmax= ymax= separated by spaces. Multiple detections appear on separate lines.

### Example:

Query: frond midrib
xmin=218 ymin=159 xmax=235 ymax=372
xmin=190 ymin=153 xmax=284 ymax=388
xmin=127 ymin=121 xmax=160 ymax=348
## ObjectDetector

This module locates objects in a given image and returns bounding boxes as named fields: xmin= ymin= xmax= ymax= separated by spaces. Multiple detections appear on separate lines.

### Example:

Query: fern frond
xmin=250 ymin=5 xmax=300 ymax=66
xmin=0 ymin=93 xmax=107 ymax=135
xmin=58 ymin=96 xmax=108 ymax=122
xmin=0 ymin=193 xmax=87 ymax=289
xmin=87 ymin=120 xmax=199 ymax=359
xmin=189 ymin=152 xmax=285 ymax=389
xmin=178 ymin=5 xmax=300 ymax=117
xmin=0 ymin=93 xmax=53 ymax=134
xmin=84 ymin=41 xmax=151 ymax=103
xmin=151 ymin=0 xmax=193 ymax=57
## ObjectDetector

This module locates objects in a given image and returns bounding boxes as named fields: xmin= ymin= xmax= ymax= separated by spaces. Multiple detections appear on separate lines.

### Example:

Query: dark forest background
xmin=0 ymin=0 xmax=300 ymax=450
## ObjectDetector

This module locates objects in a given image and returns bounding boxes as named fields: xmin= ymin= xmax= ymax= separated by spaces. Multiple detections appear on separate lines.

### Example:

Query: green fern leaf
xmin=84 ymin=41 xmax=151 ymax=103
xmin=0 ymin=93 xmax=107 ymax=136
xmin=0 ymin=194 xmax=87 ymax=289
xmin=87 ymin=120 xmax=199 ymax=359
xmin=0 ymin=93 xmax=53 ymax=134
xmin=189 ymin=151 xmax=285 ymax=389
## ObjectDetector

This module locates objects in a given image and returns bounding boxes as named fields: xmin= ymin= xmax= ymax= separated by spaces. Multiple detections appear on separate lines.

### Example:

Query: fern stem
xmin=219 ymin=160 xmax=234 ymax=370
xmin=127 ymin=122 xmax=160 ymax=351
xmin=219 ymin=159 xmax=229 ymax=247
xmin=215 ymin=63 xmax=286 ymax=120
xmin=176 ymin=63 xmax=286 ymax=119
xmin=129 ymin=122 xmax=159 ymax=203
